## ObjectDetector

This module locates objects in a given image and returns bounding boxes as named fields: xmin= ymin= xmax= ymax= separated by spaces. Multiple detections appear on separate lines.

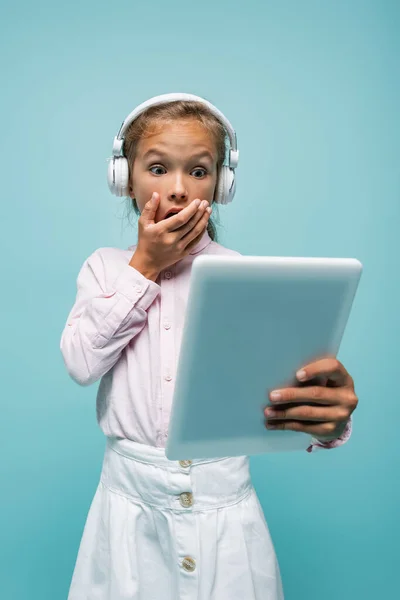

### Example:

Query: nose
xmin=167 ymin=175 xmax=188 ymax=204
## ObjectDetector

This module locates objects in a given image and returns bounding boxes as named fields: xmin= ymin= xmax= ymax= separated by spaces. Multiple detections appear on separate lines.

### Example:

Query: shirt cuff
xmin=306 ymin=415 xmax=352 ymax=453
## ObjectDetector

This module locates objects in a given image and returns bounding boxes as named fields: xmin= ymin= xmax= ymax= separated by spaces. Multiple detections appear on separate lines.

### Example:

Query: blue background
xmin=1 ymin=0 xmax=398 ymax=598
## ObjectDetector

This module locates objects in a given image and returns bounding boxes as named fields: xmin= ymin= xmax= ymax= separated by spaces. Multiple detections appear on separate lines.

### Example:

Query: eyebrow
xmin=142 ymin=148 xmax=214 ymax=163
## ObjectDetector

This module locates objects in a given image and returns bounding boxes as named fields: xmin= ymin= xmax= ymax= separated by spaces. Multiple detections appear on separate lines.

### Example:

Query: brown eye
xmin=149 ymin=165 xmax=166 ymax=175
xmin=192 ymin=168 xmax=207 ymax=178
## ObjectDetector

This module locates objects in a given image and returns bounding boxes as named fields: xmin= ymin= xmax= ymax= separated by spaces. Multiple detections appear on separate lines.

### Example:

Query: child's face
xmin=129 ymin=119 xmax=218 ymax=223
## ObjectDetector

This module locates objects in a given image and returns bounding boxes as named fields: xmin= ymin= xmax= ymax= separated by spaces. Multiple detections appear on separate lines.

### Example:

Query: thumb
xmin=141 ymin=192 xmax=159 ymax=225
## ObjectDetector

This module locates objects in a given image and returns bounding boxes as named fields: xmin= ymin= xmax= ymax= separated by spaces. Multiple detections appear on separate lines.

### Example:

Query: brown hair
xmin=122 ymin=100 xmax=229 ymax=242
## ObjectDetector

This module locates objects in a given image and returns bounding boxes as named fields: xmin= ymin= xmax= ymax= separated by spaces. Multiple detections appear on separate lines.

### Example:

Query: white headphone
xmin=107 ymin=92 xmax=239 ymax=205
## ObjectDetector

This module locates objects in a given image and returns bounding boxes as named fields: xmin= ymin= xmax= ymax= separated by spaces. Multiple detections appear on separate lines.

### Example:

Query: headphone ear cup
xmin=116 ymin=157 xmax=129 ymax=197
xmin=214 ymin=166 xmax=235 ymax=205
xmin=227 ymin=169 xmax=236 ymax=202
xmin=108 ymin=157 xmax=129 ymax=196
xmin=107 ymin=158 xmax=116 ymax=194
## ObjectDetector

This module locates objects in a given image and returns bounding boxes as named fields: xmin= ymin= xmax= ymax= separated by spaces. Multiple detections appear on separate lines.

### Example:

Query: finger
xmin=165 ymin=199 xmax=202 ymax=232
xmin=180 ymin=203 xmax=210 ymax=240
xmin=265 ymin=419 xmax=338 ymax=436
xmin=140 ymin=192 xmax=159 ymax=225
xmin=185 ymin=230 xmax=204 ymax=252
xmin=265 ymin=404 xmax=345 ymax=422
xmin=182 ymin=210 xmax=210 ymax=249
xmin=184 ymin=215 xmax=210 ymax=250
xmin=174 ymin=201 xmax=208 ymax=238
xmin=269 ymin=385 xmax=339 ymax=406
xmin=296 ymin=357 xmax=351 ymax=388
xmin=184 ymin=223 xmax=208 ymax=252
xmin=298 ymin=374 xmax=329 ymax=387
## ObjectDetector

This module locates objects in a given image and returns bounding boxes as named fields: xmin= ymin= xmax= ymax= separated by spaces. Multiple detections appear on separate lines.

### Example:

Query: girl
xmin=60 ymin=93 xmax=357 ymax=599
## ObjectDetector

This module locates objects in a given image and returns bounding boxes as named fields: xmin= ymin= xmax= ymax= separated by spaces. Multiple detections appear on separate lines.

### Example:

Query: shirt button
xmin=179 ymin=460 xmax=192 ymax=468
xmin=179 ymin=492 xmax=193 ymax=508
xmin=165 ymin=271 xmax=172 ymax=279
xmin=182 ymin=556 xmax=196 ymax=572
xmin=164 ymin=321 xmax=171 ymax=330
xmin=164 ymin=375 xmax=172 ymax=382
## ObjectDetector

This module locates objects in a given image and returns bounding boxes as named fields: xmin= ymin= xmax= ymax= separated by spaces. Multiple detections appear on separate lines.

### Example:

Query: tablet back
xmin=165 ymin=256 xmax=362 ymax=460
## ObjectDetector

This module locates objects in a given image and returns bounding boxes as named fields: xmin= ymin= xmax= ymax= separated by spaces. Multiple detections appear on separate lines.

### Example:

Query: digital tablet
xmin=165 ymin=255 xmax=363 ymax=460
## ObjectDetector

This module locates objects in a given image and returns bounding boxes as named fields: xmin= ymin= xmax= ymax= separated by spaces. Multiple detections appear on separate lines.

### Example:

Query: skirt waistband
xmin=101 ymin=437 xmax=252 ymax=511
xmin=106 ymin=436 xmax=239 ymax=466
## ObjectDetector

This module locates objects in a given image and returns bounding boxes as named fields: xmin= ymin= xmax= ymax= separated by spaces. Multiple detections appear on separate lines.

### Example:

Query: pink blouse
xmin=60 ymin=229 xmax=352 ymax=454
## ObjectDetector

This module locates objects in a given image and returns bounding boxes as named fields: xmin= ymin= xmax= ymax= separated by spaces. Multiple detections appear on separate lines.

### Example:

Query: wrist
xmin=129 ymin=251 xmax=160 ymax=282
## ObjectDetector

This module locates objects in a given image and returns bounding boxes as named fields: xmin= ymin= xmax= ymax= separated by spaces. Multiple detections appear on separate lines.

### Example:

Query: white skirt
xmin=68 ymin=436 xmax=284 ymax=599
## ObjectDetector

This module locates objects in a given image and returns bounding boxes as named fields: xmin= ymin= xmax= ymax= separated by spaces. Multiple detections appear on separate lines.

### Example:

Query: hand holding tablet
xmin=265 ymin=355 xmax=358 ymax=444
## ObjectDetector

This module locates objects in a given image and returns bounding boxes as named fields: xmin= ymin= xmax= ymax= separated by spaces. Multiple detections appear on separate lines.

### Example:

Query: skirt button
xmin=179 ymin=492 xmax=193 ymax=508
xmin=179 ymin=460 xmax=192 ymax=468
xmin=182 ymin=556 xmax=196 ymax=572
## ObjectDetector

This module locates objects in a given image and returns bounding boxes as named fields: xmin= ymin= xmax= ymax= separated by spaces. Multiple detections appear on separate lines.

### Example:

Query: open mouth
xmin=164 ymin=210 xmax=181 ymax=220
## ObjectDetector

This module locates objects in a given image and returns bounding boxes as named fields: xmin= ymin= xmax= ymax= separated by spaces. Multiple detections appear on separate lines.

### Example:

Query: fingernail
xmin=296 ymin=370 xmax=307 ymax=381
xmin=270 ymin=391 xmax=282 ymax=401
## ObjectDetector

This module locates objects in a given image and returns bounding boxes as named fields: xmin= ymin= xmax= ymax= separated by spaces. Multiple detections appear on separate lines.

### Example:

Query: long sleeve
xmin=306 ymin=415 xmax=353 ymax=453
xmin=60 ymin=248 xmax=161 ymax=386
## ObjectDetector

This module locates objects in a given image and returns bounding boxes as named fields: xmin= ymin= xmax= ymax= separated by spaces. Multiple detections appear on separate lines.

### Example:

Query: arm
xmin=60 ymin=248 xmax=160 ymax=386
